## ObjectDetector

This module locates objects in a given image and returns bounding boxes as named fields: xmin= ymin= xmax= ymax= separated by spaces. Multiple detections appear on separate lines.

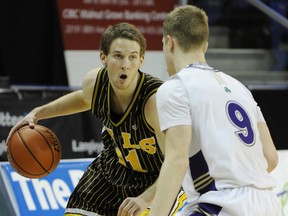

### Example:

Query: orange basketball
xmin=7 ymin=124 xmax=61 ymax=179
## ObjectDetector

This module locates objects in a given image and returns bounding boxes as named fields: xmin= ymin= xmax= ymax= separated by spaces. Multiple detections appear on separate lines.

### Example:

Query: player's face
xmin=101 ymin=38 xmax=144 ymax=90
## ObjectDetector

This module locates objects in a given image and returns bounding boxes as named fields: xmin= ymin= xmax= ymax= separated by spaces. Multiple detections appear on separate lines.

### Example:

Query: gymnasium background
xmin=0 ymin=0 xmax=288 ymax=215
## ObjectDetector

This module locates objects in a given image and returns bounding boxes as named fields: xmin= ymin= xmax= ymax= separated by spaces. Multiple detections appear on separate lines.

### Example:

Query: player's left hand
xmin=117 ymin=196 xmax=148 ymax=216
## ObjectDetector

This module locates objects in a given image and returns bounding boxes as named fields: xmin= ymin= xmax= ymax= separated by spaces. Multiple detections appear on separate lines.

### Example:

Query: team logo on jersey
xmin=224 ymin=87 xmax=231 ymax=93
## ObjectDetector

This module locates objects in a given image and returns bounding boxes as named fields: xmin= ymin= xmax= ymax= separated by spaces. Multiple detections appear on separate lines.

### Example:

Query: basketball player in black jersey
xmin=6 ymin=22 xmax=186 ymax=216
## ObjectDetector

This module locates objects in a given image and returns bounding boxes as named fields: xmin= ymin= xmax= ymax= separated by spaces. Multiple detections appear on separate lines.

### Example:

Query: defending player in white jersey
xmin=149 ymin=5 xmax=282 ymax=216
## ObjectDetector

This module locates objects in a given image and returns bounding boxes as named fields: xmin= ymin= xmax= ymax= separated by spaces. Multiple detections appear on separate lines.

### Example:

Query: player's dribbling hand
xmin=5 ymin=111 xmax=38 ymax=145
xmin=117 ymin=196 xmax=149 ymax=216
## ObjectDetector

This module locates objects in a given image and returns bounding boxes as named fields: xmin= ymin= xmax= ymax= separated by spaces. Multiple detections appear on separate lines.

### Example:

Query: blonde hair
xmin=163 ymin=5 xmax=209 ymax=51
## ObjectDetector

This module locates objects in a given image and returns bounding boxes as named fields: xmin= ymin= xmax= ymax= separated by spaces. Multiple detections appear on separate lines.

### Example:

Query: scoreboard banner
xmin=0 ymin=159 xmax=93 ymax=216
xmin=57 ymin=0 xmax=179 ymax=50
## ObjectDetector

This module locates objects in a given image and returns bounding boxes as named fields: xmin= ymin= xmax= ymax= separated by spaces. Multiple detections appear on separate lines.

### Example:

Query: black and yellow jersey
xmin=91 ymin=67 xmax=164 ymax=173
xmin=65 ymin=68 xmax=187 ymax=216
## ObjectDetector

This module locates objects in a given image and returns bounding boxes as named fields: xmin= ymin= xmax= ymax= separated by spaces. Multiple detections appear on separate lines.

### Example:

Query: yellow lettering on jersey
xmin=115 ymin=147 xmax=126 ymax=166
xmin=118 ymin=132 xmax=155 ymax=172
xmin=126 ymin=149 xmax=147 ymax=173
xmin=122 ymin=132 xmax=140 ymax=149
xmin=139 ymin=137 xmax=156 ymax=154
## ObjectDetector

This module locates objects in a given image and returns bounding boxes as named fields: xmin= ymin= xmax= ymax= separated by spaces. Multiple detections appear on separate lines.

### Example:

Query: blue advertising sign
xmin=0 ymin=158 xmax=93 ymax=216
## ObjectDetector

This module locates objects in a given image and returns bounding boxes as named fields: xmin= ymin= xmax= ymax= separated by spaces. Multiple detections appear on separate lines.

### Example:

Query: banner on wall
xmin=0 ymin=159 xmax=93 ymax=216
xmin=1 ymin=152 xmax=288 ymax=216
xmin=57 ymin=0 xmax=179 ymax=50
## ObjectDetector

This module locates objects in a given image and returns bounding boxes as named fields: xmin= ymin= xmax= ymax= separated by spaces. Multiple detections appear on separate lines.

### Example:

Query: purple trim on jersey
xmin=190 ymin=213 xmax=203 ymax=216
xmin=189 ymin=203 xmax=222 ymax=215
xmin=189 ymin=151 xmax=217 ymax=194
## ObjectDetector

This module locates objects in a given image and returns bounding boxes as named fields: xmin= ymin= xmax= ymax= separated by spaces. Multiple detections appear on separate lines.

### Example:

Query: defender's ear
xmin=166 ymin=35 xmax=175 ymax=52
xmin=204 ymin=41 xmax=208 ymax=53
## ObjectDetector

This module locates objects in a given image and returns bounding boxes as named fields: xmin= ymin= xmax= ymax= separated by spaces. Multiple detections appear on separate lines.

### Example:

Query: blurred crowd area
xmin=189 ymin=0 xmax=288 ymax=71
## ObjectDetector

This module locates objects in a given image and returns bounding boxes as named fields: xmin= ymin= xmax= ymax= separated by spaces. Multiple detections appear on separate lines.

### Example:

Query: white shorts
xmin=179 ymin=187 xmax=281 ymax=216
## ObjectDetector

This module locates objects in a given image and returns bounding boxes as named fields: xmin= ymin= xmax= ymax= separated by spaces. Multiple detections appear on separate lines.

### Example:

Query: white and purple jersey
xmin=156 ymin=63 xmax=279 ymax=215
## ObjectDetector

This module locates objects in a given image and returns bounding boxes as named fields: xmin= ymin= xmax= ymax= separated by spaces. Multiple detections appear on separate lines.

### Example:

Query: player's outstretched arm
xmin=6 ymin=67 xmax=100 ymax=145
xmin=5 ymin=90 xmax=90 ymax=145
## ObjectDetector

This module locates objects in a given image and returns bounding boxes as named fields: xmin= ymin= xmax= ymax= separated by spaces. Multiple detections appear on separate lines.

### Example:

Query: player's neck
xmin=110 ymin=72 xmax=140 ymax=113
xmin=174 ymin=50 xmax=206 ymax=73
xmin=172 ymin=42 xmax=208 ymax=73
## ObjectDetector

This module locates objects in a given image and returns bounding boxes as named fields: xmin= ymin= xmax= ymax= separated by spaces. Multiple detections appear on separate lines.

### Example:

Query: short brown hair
xmin=163 ymin=5 xmax=209 ymax=51
xmin=100 ymin=22 xmax=146 ymax=56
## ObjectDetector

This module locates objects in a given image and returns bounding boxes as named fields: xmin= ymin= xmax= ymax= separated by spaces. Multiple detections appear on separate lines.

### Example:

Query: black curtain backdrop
xmin=0 ymin=0 xmax=68 ymax=86
xmin=252 ymin=89 xmax=288 ymax=150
